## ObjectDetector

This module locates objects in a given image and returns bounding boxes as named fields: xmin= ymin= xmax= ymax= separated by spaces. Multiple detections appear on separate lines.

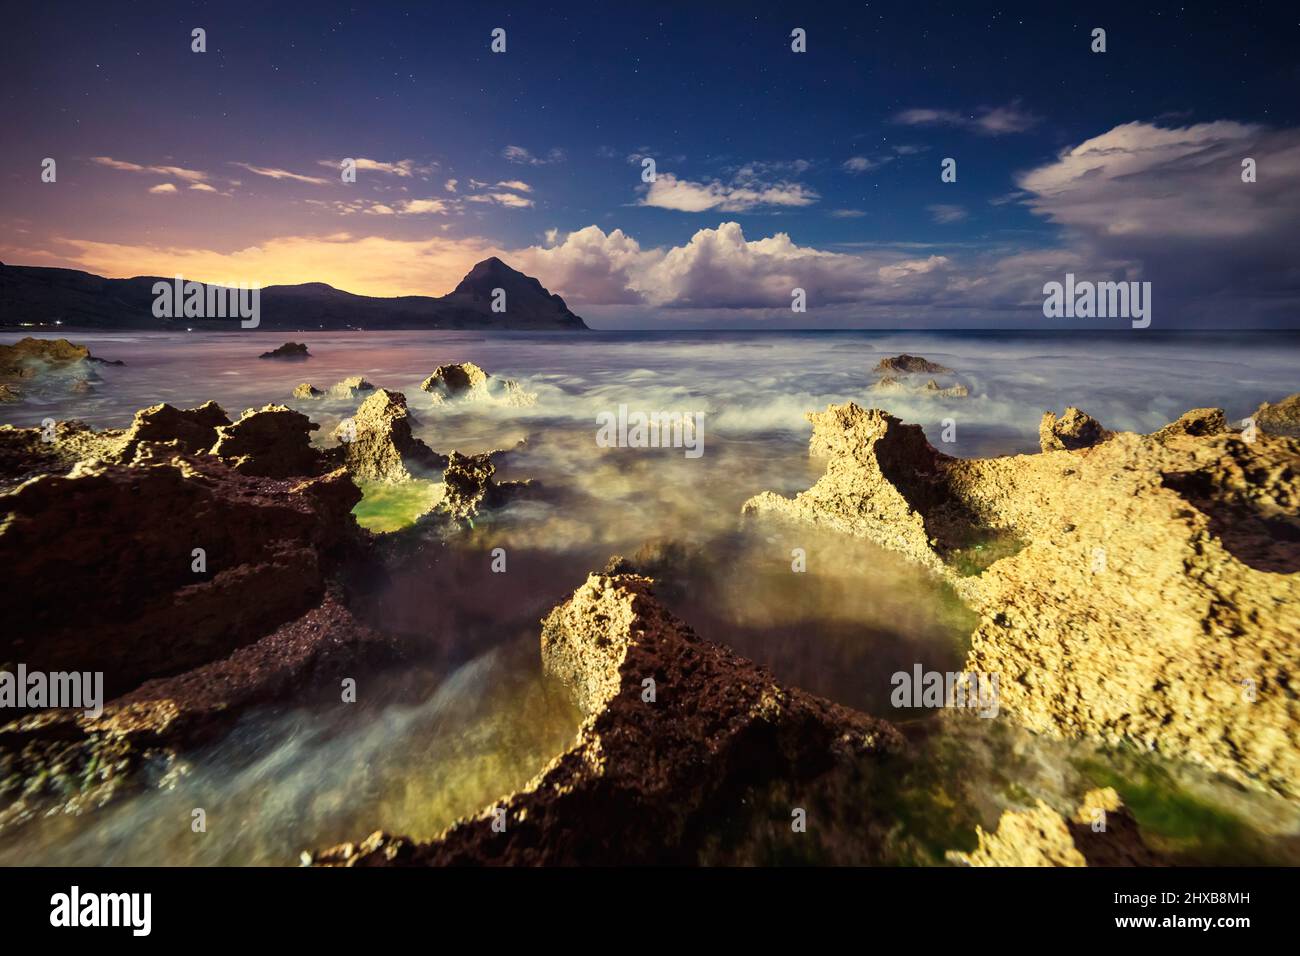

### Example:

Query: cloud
xmin=928 ymin=204 xmax=968 ymax=224
xmin=230 ymin=162 xmax=331 ymax=185
xmin=467 ymin=192 xmax=534 ymax=208
xmin=445 ymin=178 xmax=459 ymax=193
xmin=638 ymin=173 xmax=819 ymax=212
xmin=1013 ymin=120 xmax=1300 ymax=323
xmin=512 ymin=221 xmax=953 ymax=309
xmin=148 ymin=183 xmax=178 ymax=195
xmin=316 ymin=158 xmax=435 ymax=178
xmin=843 ymin=156 xmax=891 ymax=173
xmin=893 ymin=101 xmax=1040 ymax=135
xmin=494 ymin=180 xmax=532 ymax=192
xmin=188 ymin=183 xmax=219 ymax=193
xmin=502 ymin=145 xmax=565 ymax=166
xmin=306 ymin=197 xmax=454 ymax=216
xmin=830 ymin=209 xmax=867 ymax=218
xmin=90 ymin=157 xmax=210 ymax=182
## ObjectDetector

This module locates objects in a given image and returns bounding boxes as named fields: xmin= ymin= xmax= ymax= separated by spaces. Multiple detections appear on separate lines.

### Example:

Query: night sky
xmin=3 ymin=1 xmax=1298 ymax=328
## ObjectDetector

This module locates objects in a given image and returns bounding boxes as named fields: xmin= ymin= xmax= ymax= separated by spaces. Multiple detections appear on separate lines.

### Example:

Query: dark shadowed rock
xmin=258 ymin=341 xmax=310 ymax=360
xmin=210 ymin=404 xmax=326 ymax=478
xmin=309 ymin=571 xmax=903 ymax=866
xmin=0 ymin=456 xmax=362 ymax=701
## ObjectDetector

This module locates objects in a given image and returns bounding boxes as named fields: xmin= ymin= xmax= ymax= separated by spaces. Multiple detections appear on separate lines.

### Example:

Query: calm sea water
xmin=2 ymin=329 xmax=1297 ymax=864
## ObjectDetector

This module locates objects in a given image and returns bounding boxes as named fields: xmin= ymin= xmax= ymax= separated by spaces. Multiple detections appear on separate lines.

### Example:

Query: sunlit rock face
xmin=309 ymin=572 xmax=904 ymax=866
xmin=744 ymin=401 xmax=1300 ymax=797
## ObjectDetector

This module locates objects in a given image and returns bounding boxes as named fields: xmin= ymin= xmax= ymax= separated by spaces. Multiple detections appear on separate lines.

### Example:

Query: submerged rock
xmin=332 ymin=388 xmax=445 ymax=482
xmin=873 ymin=354 xmax=951 ymax=375
xmin=0 ymin=591 xmax=398 ymax=833
xmin=1252 ymin=392 xmax=1300 ymax=438
xmin=871 ymin=375 xmax=969 ymax=399
xmin=743 ymin=401 xmax=1300 ymax=796
xmin=309 ymin=572 xmax=903 ymax=865
xmin=259 ymin=341 xmax=310 ymax=360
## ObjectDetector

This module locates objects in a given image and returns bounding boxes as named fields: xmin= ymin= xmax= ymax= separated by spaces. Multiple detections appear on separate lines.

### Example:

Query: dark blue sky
xmin=4 ymin=1 xmax=1299 ymax=326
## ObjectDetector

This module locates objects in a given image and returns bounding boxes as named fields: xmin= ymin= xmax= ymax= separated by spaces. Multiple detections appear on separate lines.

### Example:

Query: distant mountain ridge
xmin=0 ymin=257 xmax=588 ymax=331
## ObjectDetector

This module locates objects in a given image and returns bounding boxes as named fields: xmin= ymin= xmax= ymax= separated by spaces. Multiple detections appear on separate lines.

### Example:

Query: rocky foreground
xmin=743 ymin=398 xmax=1300 ymax=798
xmin=0 ymin=372 xmax=529 ymax=831
xmin=309 ymin=570 xmax=905 ymax=865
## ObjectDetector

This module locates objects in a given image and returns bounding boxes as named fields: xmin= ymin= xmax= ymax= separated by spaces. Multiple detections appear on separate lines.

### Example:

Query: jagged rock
xmin=308 ymin=572 xmax=904 ymax=865
xmin=0 ymin=592 xmax=397 ymax=833
xmin=259 ymin=342 xmax=310 ymax=360
xmin=420 ymin=362 xmax=538 ymax=407
xmin=744 ymin=401 xmax=1300 ymax=796
xmin=112 ymin=401 xmax=231 ymax=462
xmin=0 ymin=456 xmax=362 ymax=701
xmin=332 ymin=388 xmax=444 ymax=482
xmin=873 ymin=354 xmax=951 ymax=375
xmin=1038 ymin=406 xmax=1112 ymax=452
xmin=1151 ymin=407 xmax=1227 ymax=442
xmin=0 ymin=337 xmax=121 ymax=402
xmin=949 ymin=788 xmax=1164 ymax=867
xmin=327 ymin=376 xmax=375 ymax=400
xmin=1252 ymin=392 xmax=1300 ymax=438
xmin=421 ymin=362 xmax=489 ymax=397
xmin=292 ymin=382 xmax=323 ymax=399
xmin=210 ymin=404 xmax=325 ymax=478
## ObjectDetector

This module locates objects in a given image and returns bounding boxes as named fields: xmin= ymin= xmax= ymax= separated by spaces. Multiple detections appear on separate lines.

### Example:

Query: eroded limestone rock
xmin=210 ymin=404 xmax=325 ymax=478
xmin=1038 ymin=406 xmax=1112 ymax=452
xmin=1252 ymin=392 xmax=1300 ymax=438
xmin=743 ymin=401 xmax=1300 ymax=796
xmin=332 ymin=388 xmax=444 ymax=482
xmin=309 ymin=572 xmax=903 ymax=865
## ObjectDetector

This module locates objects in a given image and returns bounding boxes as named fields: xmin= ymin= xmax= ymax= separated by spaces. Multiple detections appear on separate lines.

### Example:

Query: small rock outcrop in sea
xmin=308 ymin=571 xmax=904 ymax=865
xmin=258 ymin=341 xmax=310 ymax=360
xmin=327 ymin=376 xmax=375 ymax=400
xmin=743 ymin=401 xmax=1300 ymax=796
xmin=949 ymin=789 xmax=1164 ymax=867
xmin=0 ymin=337 xmax=122 ymax=402
xmin=1251 ymin=392 xmax=1300 ymax=438
xmin=420 ymin=362 xmax=538 ymax=407
xmin=209 ymin=404 xmax=325 ymax=478
xmin=1038 ymin=406 xmax=1112 ymax=451
xmin=292 ymin=383 xmax=323 ymax=399
xmin=873 ymin=354 xmax=951 ymax=375
xmin=332 ymin=388 xmax=445 ymax=482
xmin=1150 ymin=406 xmax=1227 ymax=442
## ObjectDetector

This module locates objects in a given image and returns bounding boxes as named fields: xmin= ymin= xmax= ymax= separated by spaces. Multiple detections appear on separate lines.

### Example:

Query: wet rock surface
xmin=309 ymin=571 xmax=904 ymax=865
xmin=744 ymin=401 xmax=1300 ymax=796
xmin=420 ymin=362 xmax=538 ymax=407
